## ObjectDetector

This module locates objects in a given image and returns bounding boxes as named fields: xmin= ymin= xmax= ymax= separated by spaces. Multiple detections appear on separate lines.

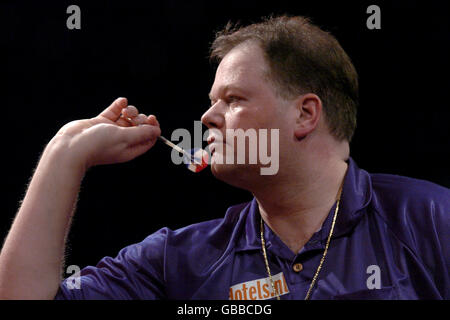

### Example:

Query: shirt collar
xmin=234 ymin=157 xmax=373 ymax=254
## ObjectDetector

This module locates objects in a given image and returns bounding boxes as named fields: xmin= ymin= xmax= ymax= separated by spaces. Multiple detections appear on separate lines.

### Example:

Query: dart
xmin=120 ymin=112 xmax=208 ymax=173
xmin=157 ymin=136 xmax=209 ymax=173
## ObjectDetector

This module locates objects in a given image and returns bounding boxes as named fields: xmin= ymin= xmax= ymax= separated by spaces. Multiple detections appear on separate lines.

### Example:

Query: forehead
xmin=210 ymin=42 xmax=270 ymax=98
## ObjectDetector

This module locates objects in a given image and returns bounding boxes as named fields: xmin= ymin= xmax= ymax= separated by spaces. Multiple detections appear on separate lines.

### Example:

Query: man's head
xmin=201 ymin=16 xmax=358 ymax=189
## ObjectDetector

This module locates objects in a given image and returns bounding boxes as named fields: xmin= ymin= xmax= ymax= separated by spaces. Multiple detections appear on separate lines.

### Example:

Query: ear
xmin=293 ymin=93 xmax=322 ymax=140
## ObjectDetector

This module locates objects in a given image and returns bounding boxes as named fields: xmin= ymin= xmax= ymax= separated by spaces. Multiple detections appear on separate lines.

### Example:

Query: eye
xmin=227 ymin=95 xmax=242 ymax=104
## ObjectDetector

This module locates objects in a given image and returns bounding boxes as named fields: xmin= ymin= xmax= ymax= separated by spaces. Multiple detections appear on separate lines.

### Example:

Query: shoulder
xmin=371 ymin=173 xmax=449 ymax=202
xmin=368 ymin=173 xmax=450 ymax=298
xmin=140 ymin=201 xmax=252 ymax=255
xmin=166 ymin=201 xmax=250 ymax=246
xmin=115 ymin=201 xmax=251 ymax=280
xmin=370 ymin=173 xmax=450 ymax=217
xmin=369 ymin=173 xmax=449 ymax=258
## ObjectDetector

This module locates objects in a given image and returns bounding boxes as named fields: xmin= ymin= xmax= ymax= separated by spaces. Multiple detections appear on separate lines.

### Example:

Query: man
xmin=0 ymin=16 xmax=448 ymax=300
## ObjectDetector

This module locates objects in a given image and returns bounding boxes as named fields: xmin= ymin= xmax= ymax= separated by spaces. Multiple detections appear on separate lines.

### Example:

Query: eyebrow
xmin=208 ymin=85 xmax=247 ymax=101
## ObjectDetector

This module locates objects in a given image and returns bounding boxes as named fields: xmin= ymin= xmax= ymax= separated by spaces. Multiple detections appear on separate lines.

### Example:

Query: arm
xmin=0 ymin=98 xmax=160 ymax=299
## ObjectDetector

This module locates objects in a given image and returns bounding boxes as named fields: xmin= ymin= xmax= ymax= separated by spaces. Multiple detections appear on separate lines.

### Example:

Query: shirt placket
xmin=263 ymin=214 xmax=333 ymax=299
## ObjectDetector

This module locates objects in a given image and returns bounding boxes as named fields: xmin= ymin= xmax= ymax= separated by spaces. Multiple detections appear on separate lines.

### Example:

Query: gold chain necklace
xmin=260 ymin=184 xmax=343 ymax=300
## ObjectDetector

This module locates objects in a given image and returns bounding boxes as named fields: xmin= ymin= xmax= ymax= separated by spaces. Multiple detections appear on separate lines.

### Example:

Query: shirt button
xmin=293 ymin=263 xmax=303 ymax=272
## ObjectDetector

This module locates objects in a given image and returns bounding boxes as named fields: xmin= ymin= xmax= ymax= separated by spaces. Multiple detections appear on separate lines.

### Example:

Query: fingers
xmin=99 ymin=98 xmax=160 ymax=131
xmin=147 ymin=115 xmax=160 ymax=127
xmin=117 ymin=105 xmax=161 ymax=144
xmin=113 ymin=117 xmax=161 ymax=163
xmin=113 ymin=105 xmax=137 ymax=127
xmin=123 ymin=105 xmax=138 ymax=118
xmin=119 ymin=123 xmax=161 ymax=147
xmin=135 ymin=114 xmax=148 ymax=125
xmin=118 ymin=111 xmax=142 ymax=126
xmin=98 ymin=97 xmax=128 ymax=121
xmin=115 ymin=107 xmax=138 ymax=126
xmin=119 ymin=106 xmax=160 ymax=127
xmin=115 ymin=116 xmax=133 ymax=127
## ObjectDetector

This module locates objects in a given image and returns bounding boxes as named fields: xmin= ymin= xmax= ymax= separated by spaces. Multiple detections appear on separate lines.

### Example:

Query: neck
xmin=254 ymin=155 xmax=348 ymax=254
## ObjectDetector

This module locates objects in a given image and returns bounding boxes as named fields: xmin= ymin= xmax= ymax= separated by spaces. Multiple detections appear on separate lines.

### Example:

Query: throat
xmin=261 ymin=210 xmax=328 ymax=255
xmin=255 ymin=159 xmax=348 ymax=256
xmin=284 ymin=238 xmax=313 ymax=256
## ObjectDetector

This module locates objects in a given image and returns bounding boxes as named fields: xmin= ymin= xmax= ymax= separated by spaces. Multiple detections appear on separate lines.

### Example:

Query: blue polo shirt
xmin=55 ymin=157 xmax=450 ymax=300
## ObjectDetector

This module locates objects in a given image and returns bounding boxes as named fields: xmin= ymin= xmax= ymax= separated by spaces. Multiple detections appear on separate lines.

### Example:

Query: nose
xmin=201 ymin=102 xmax=225 ymax=129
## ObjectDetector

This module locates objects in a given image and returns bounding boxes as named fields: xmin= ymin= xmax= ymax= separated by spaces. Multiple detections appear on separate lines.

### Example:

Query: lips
xmin=207 ymin=136 xmax=224 ymax=155
xmin=208 ymin=142 xmax=219 ymax=155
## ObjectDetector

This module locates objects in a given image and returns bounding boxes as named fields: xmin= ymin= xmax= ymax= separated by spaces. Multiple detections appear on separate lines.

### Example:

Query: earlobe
xmin=294 ymin=127 xmax=309 ymax=140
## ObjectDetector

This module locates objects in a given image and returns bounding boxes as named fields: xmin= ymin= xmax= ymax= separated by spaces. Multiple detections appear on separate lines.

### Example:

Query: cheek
xmin=224 ymin=107 xmax=256 ymax=130
xmin=225 ymin=105 xmax=278 ymax=131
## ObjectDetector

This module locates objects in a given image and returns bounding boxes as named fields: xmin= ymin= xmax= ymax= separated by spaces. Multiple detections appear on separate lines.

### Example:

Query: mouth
xmin=207 ymin=136 xmax=223 ymax=155
xmin=208 ymin=143 xmax=219 ymax=155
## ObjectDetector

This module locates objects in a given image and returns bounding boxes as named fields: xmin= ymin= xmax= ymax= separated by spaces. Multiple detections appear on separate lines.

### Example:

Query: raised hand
xmin=55 ymin=97 xmax=161 ymax=170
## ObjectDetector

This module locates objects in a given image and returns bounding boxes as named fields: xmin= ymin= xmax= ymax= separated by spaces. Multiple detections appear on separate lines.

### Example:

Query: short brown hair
xmin=210 ymin=15 xmax=358 ymax=142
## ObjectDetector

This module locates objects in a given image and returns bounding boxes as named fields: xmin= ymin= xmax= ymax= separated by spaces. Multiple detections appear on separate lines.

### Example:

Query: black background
xmin=1 ymin=0 xmax=449 ymax=272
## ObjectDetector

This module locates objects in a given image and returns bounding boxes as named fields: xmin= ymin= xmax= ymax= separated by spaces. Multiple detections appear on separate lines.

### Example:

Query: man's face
xmin=201 ymin=41 xmax=296 ymax=188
